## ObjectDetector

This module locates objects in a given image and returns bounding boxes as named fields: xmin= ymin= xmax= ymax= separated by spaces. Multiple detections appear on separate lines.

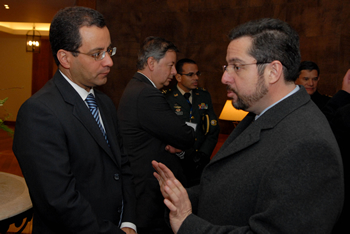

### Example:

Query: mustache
xmin=226 ymin=85 xmax=236 ymax=93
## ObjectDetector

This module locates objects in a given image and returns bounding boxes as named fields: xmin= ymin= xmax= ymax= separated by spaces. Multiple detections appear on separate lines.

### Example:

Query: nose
xmin=307 ymin=79 xmax=314 ymax=86
xmin=171 ymin=65 xmax=177 ymax=75
xmin=221 ymin=70 xmax=231 ymax=85
xmin=102 ymin=52 xmax=114 ymax=67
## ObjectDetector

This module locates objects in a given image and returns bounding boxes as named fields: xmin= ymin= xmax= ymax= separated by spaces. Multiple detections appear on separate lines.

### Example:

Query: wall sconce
xmin=26 ymin=27 xmax=41 ymax=53
xmin=219 ymin=100 xmax=248 ymax=126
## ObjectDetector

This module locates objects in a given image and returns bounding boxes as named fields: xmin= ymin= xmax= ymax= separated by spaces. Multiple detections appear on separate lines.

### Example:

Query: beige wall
xmin=0 ymin=35 xmax=32 ymax=121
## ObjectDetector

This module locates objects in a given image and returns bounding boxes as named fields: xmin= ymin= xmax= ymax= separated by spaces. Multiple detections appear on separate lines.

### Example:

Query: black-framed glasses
xmin=71 ymin=46 xmax=117 ymax=61
xmin=179 ymin=71 xmax=201 ymax=77
xmin=222 ymin=62 xmax=269 ymax=74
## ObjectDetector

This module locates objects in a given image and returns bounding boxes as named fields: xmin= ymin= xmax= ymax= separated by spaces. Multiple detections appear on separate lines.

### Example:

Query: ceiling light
xmin=26 ymin=27 xmax=41 ymax=53
xmin=4 ymin=4 xmax=10 ymax=9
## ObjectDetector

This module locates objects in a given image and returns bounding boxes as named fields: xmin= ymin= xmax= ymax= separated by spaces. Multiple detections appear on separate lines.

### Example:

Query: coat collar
xmin=211 ymin=87 xmax=310 ymax=163
xmin=134 ymin=72 xmax=156 ymax=87
xmin=170 ymin=85 xmax=202 ymax=108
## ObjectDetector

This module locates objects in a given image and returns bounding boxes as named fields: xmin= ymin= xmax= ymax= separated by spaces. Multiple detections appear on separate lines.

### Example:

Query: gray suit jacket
xmin=13 ymin=70 xmax=136 ymax=234
xmin=179 ymin=86 xmax=344 ymax=234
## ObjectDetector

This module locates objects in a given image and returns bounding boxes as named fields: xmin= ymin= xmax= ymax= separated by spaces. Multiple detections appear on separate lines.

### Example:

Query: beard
xmin=229 ymin=74 xmax=268 ymax=111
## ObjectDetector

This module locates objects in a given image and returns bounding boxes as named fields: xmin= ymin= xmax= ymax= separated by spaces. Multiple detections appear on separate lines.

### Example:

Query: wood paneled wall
xmin=95 ymin=0 xmax=350 ymax=133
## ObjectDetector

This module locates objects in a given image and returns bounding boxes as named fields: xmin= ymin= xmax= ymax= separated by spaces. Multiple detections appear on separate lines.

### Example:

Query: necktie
xmin=85 ymin=93 xmax=109 ymax=145
xmin=184 ymin=92 xmax=192 ymax=107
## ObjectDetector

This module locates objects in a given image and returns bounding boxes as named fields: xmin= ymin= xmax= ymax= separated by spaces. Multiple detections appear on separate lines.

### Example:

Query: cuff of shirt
xmin=120 ymin=222 xmax=137 ymax=233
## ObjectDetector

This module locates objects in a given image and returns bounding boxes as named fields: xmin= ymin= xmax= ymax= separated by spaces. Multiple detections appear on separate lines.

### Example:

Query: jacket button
xmin=114 ymin=173 xmax=119 ymax=181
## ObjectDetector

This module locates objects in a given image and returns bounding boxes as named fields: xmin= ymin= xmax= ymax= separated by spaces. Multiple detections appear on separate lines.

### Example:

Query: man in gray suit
xmin=152 ymin=18 xmax=344 ymax=234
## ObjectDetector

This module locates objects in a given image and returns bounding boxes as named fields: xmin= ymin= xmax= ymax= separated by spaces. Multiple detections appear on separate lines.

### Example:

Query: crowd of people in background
xmin=11 ymin=6 xmax=348 ymax=234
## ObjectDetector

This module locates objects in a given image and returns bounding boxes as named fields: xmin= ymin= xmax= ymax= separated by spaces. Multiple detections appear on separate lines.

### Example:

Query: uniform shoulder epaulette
xmin=161 ymin=89 xmax=169 ymax=94
xmin=197 ymin=87 xmax=208 ymax=92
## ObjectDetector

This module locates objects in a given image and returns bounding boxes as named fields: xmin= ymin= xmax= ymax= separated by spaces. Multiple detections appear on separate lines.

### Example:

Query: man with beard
xmin=117 ymin=37 xmax=194 ymax=234
xmin=152 ymin=18 xmax=344 ymax=234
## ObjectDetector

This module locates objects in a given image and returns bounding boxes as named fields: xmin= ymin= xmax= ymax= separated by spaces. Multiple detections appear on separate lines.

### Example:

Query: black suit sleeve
xmin=138 ymin=87 xmax=195 ymax=149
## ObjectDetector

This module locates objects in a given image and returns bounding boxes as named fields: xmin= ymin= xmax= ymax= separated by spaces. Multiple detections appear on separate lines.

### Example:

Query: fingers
xmin=164 ymin=198 xmax=177 ymax=212
xmin=165 ymin=145 xmax=182 ymax=154
xmin=152 ymin=160 xmax=175 ymax=180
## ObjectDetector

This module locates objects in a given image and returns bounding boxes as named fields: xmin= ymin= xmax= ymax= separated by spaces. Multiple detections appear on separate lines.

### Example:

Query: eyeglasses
xmin=179 ymin=71 xmax=201 ymax=77
xmin=222 ymin=62 xmax=269 ymax=74
xmin=71 ymin=46 xmax=117 ymax=61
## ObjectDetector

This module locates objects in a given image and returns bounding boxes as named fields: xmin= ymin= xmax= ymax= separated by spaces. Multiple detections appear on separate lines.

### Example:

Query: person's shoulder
xmin=194 ymin=87 xmax=212 ymax=99
xmin=163 ymin=88 xmax=178 ymax=98
xmin=194 ymin=87 xmax=210 ymax=94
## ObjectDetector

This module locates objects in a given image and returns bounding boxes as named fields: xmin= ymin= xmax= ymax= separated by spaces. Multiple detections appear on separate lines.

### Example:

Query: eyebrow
xmin=87 ymin=43 xmax=112 ymax=53
xmin=227 ymin=58 xmax=246 ymax=64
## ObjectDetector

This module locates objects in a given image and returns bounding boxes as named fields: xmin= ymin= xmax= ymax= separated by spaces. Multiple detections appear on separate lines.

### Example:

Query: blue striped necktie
xmin=85 ymin=93 xmax=109 ymax=145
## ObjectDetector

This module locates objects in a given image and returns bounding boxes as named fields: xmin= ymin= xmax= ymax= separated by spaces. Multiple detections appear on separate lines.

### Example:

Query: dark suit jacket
xmin=117 ymin=72 xmax=194 ymax=228
xmin=322 ymin=90 xmax=350 ymax=233
xmin=179 ymin=86 xmax=344 ymax=234
xmin=311 ymin=90 xmax=331 ymax=110
xmin=13 ymin=70 xmax=136 ymax=234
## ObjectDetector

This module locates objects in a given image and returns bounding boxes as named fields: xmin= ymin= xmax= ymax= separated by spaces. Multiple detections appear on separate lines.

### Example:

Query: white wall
xmin=0 ymin=35 xmax=32 ymax=121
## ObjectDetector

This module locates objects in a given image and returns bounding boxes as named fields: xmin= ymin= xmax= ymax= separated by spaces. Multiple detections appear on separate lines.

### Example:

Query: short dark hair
xmin=136 ymin=36 xmax=179 ymax=70
xmin=176 ymin=58 xmax=197 ymax=74
xmin=298 ymin=61 xmax=320 ymax=76
xmin=49 ymin=6 xmax=106 ymax=66
xmin=229 ymin=18 xmax=301 ymax=82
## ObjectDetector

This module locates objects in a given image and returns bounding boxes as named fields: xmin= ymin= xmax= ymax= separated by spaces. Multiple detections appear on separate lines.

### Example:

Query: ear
xmin=175 ymin=74 xmax=182 ymax=83
xmin=267 ymin=60 xmax=283 ymax=84
xmin=57 ymin=49 xmax=71 ymax=69
xmin=147 ymin=57 xmax=156 ymax=71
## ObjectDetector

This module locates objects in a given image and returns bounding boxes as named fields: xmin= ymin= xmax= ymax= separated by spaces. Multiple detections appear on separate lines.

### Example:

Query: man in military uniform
xmin=165 ymin=58 xmax=219 ymax=187
xmin=295 ymin=61 xmax=331 ymax=109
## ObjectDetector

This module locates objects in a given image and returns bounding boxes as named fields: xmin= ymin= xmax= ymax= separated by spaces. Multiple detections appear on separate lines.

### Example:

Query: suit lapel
xmin=211 ymin=113 xmax=260 ymax=163
xmin=53 ymin=71 xmax=115 ymax=162
xmin=211 ymin=86 xmax=310 ymax=164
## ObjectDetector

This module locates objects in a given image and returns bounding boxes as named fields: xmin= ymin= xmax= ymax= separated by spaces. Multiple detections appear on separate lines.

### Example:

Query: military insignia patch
xmin=174 ymin=93 xmax=178 ymax=97
xmin=198 ymin=103 xmax=208 ymax=109
xmin=211 ymin=120 xmax=217 ymax=126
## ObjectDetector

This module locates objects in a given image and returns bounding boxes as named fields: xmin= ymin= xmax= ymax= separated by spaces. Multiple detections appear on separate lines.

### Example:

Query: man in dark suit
xmin=323 ymin=69 xmax=350 ymax=233
xmin=152 ymin=18 xmax=344 ymax=234
xmin=295 ymin=61 xmax=331 ymax=109
xmin=165 ymin=58 xmax=219 ymax=187
xmin=13 ymin=7 xmax=136 ymax=234
xmin=117 ymin=37 xmax=195 ymax=234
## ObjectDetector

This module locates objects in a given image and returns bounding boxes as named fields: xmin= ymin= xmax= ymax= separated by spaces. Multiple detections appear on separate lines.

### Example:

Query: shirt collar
xmin=255 ymin=85 xmax=300 ymax=120
xmin=59 ymin=70 xmax=94 ymax=101
xmin=137 ymin=71 xmax=157 ymax=89
xmin=176 ymin=84 xmax=192 ymax=96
